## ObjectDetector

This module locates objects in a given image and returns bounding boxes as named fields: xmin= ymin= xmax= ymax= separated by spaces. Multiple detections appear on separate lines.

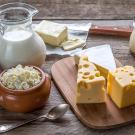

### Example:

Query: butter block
xmin=107 ymin=66 xmax=135 ymax=108
xmin=76 ymin=56 xmax=105 ymax=103
xmin=61 ymin=38 xmax=85 ymax=51
xmin=35 ymin=20 xmax=68 ymax=46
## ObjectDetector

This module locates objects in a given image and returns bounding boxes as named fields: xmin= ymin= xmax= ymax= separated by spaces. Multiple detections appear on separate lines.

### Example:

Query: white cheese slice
xmin=73 ymin=44 xmax=116 ymax=71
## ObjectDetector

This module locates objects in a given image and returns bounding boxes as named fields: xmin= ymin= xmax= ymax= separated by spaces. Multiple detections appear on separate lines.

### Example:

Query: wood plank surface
xmin=0 ymin=20 xmax=134 ymax=135
xmin=0 ymin=0 xmax=134 ymax=134
xmin=0 ymin=0 xmax=135 ymax=19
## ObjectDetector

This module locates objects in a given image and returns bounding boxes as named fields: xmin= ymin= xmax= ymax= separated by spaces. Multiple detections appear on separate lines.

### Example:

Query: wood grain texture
xmin=0 ymin=0 xmax=135 ymax=19
xmin=0 ymin=19 xmax=135 ymax=134
xmin=51 ymin=57 xmax=135 ymax=129
xmin=90 ymin=25 xmax=133 ymax=37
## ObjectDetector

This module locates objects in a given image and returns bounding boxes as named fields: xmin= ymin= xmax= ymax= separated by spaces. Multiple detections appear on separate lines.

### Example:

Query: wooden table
xmin=1 ymin=0 xmax=135 ymax=135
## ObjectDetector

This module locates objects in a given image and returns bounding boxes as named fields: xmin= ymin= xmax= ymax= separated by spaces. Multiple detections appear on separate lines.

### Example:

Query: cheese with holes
xmin=74 ymin=45 xmax=116 ymax=78
xmin=35 ymin=20 xmax=68 ymax=46
xmin=75 ymin=55 xmax=109 ymax=79
xmin=107 ymin=66 xmax=135 ymax=108
xmin=76 ymin=56 xmax=105 ymax=103
xmin=94 ymin=63 xmax=109 ymax=79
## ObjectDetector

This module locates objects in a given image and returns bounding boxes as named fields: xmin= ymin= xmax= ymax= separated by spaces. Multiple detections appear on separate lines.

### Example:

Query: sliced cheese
xmin=61 ymin=38 xmax=85 ymax=51
xmin=76 ymin=56 xmax=105 ymax=103
xmin=107 ymin=66 xmax=135 ymax=108
xmin=35 ymin=20 xmax=68 ymax=46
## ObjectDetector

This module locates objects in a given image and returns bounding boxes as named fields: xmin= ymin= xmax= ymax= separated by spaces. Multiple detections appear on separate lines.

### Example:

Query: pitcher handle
xmin=0 ymin=24 xmax=5 ymax=35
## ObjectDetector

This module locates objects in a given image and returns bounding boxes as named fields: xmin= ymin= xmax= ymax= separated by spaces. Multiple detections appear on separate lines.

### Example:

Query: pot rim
xmin=0 ymin=65 xmax=46 ymax=95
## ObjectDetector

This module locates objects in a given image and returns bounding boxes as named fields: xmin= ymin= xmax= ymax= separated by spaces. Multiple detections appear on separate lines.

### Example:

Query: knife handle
xmin=90 ymin=25 xmax=133 ymax=37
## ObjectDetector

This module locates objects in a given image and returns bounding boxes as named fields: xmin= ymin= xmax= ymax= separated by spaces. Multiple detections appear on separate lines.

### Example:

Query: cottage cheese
xmin=1 ymin=65 xmax=41 ymax=90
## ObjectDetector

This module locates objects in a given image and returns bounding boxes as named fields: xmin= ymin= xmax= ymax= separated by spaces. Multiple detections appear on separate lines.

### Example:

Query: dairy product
xmin=3 ymin=30 xmax=32 ymax=41
xmin=76 ymin=56 xmax=105 ymax=103
xmin=61 ymin=38 xmax=85 ymax=51
xmin=35 ymin=20 xmax=68 ymax=46
xmin=0 ymin=29 xmax=46 ymax=69
xmin=74 ymin=45 xmax=116 ymax=78
xmin=107 ymin=66 xmax=135 ymax=108
xmin=1 ymin=65 xmax=41 ymax=90
xmin=75 ymin=55 xmax=109 ymax=79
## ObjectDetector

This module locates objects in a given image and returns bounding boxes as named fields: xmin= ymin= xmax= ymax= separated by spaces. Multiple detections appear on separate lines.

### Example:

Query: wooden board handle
xmin=90 ymin=25 xmax=133 ymax=37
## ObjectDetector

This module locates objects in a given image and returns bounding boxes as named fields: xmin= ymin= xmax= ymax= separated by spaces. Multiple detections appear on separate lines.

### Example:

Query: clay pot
xmin=0 ymin=66 xmax=51 ymax=113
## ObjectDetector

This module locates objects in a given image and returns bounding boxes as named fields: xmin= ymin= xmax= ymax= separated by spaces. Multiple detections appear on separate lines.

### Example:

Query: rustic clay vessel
xmin=0 ymin=66 xmax=51 ymax=113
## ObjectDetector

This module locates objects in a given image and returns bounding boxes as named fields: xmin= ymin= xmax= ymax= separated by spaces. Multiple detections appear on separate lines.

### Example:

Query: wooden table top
xmin=1 ymin=0 xmax=135 ymax=135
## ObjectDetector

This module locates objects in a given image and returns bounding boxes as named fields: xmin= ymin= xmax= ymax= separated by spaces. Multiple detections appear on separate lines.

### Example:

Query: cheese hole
xmin=129 ymin=73 xmax=134 ymax=76
xmin=79 ymin=71 xmax=83 ymax=74
xmin=132 ymin=80 xmax=135 ymax=83
xmin=82 ymin=76 xmax=88 ymax=79
xmin=84 ymin=72 xmax=90 ymax=75
xmin=78 ymin=65 xmax=82 ymax=69
xmin=83 ymin=64 xmax=89 ymax=68
xmin=89 ymin=75 xmax=94 ymax=80
xmin=83 ymin=57 xmax=88 ymax=61
xmin=95 ymin=71 xmax=100 ymax=77
xmin=118 ymin=77 xmax=122 ymax=80
xmin=94 ymin=69 xmax=97 ymax=71
xmin=121 ymin=69 xmax=124 ymax=72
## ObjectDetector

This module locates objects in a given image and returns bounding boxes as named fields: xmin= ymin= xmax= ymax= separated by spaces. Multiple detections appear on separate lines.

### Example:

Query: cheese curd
xmin=1 ymin=65 xmax=41 ymax=90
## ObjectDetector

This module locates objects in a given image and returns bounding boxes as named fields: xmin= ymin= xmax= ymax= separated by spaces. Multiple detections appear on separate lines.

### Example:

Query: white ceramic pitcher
xmin=0 ymin=2 xmax=46 ymax=69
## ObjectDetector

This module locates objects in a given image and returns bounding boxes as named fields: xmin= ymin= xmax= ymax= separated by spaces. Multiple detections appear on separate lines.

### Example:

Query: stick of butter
xmin=35 ymin=20 xmax=68 ymax=46
xmin=61 ymin=38 xmax=85 ymax=51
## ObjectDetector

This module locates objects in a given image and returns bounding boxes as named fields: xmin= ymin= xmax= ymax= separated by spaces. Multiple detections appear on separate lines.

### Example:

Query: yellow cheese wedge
xmin=35 ymin=20 xmax=68 ymax=46
xmin=76 ymin=56 xmax=105 ymax=103
xmin=74 ymin=45 xmax=116 ymax=79
xmin=74 ymin=55 xmax=108 ymax=79
xmin=107 ymin=66 xmax=135 ymax=108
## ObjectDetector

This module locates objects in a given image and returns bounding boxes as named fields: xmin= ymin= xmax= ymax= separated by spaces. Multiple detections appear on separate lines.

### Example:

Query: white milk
xmin=3 ymin=30 xmax=32 ymax=42
xmin=0 ymin=29 xmax=46 ymax=69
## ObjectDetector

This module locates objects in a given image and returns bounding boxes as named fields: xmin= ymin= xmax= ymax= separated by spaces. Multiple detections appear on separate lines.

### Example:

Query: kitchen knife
xmin=90 ymin=25 xmax=133 ymax=37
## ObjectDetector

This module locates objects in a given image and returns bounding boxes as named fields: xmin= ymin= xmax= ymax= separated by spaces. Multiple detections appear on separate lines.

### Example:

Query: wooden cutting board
xmin=51 ymin=57 xmax=135 ymax=129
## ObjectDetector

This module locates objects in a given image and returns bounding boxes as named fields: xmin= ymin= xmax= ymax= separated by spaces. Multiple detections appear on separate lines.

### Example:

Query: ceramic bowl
xmin=0 ymin=66 xmax=51 ymax=113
